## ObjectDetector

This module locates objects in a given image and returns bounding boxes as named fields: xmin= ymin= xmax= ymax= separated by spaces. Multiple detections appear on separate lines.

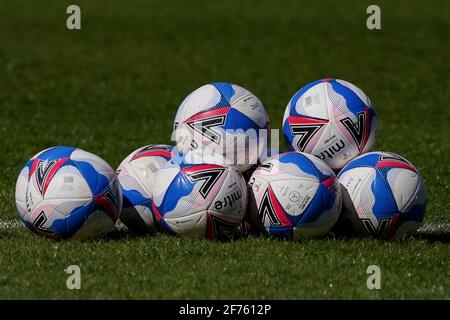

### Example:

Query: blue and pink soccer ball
xmin=151 ymin=161 xmax=247 ymax=240
xmin=282 ymin=78 xmax=377 ymax=171
xmin=247 ymin=151 xmax=342 ymax=240
xmin=15 ymin=146 xmax=121 ymax=240
xmin=336 ymin=151 xmax=427 ymax=240
xmin=173 ymin=82 xmax=270 ymax=172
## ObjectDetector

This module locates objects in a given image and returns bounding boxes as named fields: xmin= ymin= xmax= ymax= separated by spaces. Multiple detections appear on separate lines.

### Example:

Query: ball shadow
xmin=414 ymin=230 xmax=450 ymax=244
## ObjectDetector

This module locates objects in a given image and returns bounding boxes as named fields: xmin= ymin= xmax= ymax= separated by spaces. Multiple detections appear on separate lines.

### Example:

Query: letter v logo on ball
xmin=340 ymin=111 xmax=367 ymax=150
xmin=186 ymin=167 xmax=225 ymax=198
xmin=259 ymin=189 xmax=282 ymax=226
xmin=287 ymin=115 xmax=328 ymax=151
xmin=184 ymin=106 xmax=230 ymax=145
xmin=291 ymin=124 xmax=324 ymax=151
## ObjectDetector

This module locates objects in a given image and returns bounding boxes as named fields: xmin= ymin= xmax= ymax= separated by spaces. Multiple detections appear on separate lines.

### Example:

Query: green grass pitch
xmin=0 ymin=0 xmax=449 ymax=299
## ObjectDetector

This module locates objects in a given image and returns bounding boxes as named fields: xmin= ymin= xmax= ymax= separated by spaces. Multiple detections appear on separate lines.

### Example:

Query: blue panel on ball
xmin=338 ymin=152 xmax=381 ymax=176
xmin=224 ymin=107 xmax=261 ymax=132
xmin=73 ymin=160 xmax=109 ymax=196
xmin=298 ymin=183 xmax=334 ymax=224
xmin=376 ymin=166 xmax=393 ymax=184
xmin=38 ymin=146 xmax=77 ymax=160
xmin=328 ymin=80 xmax=368 ymax=116
xmin=122 ymin=188 xmax=151 ymax=208
xmin=371 ymin=170 xmax=398 ymax=218
xmin=51 ymin=201 xmax=94 ymax=239
xmin=278 ymin=152 xmax=329 ymax=181
xmin=212 ymin=82 xmax=236 ymax=103
xmin=159 ymin=172 xmax=194 ymax=215
xmin=199 ymin=82 xmax=232 ymax=108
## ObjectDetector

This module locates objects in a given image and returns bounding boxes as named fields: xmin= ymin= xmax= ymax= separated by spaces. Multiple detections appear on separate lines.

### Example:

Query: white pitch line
xmin=417 ymin=222 xmax=450 ymax=233
xmin=0 ymin=219 xmax=23 ymax=229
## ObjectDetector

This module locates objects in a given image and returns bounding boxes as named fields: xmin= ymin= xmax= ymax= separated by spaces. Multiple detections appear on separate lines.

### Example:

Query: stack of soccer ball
xmin=15 ymin=79 xmax=427 ymax=241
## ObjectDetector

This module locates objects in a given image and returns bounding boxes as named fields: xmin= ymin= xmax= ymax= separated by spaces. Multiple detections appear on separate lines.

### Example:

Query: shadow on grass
xmin=0 ymin=226 xmax=144 ymax=242
xmin=414 ymin=230 xmax=450 ymax=244
xmin=2 ymin=223 xmax=449 ymax=244
xmin=102 ymin=228 xmax=145 ymax=241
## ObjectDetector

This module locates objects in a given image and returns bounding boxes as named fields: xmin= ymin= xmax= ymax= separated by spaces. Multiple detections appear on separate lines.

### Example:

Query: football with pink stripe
xmin=336 ymin=151 xmax=426 ymax=240
xmin=283 ymin=78 xmax=377 ymax=170
xmin=247 ymin=151 xmax=342 ymax=240
xmin=15 ymin=146 xmax=121 ymax=240
xmin=151 ymin=161 xmax=247 ymax=240
xmin=172 ymin=82 xmax=270 ymax=172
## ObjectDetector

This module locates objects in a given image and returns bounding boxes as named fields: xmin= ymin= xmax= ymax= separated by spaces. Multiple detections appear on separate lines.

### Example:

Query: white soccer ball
xmin=336 ymin=151 xmax=427 ymax=240
xmin=247 ymin=151 xmax=342 ymax=240
xmin=16 ymin=146 xmax=121 ymax=240
xmin=173 ymin=82 xmax=270 ymax=172
xmin=151 ymin=162 xmax=247 ymax=239
xmin=283 ymin=78 xmax=377 ymax=170
xmin=117 ymin=144 xmax=175 ymax=233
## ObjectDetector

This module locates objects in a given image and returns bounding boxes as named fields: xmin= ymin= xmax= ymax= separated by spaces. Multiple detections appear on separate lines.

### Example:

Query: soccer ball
xmin=282 ymin=78 xmax=377 ymax=170
xmin=247 ymin=151 xmax=341 ymax=240
xmin=151 ymin=162 xmax=247 ymax=239
xmin=117 ymin=144 xmax=175 ymax=233
xmin=336 ymin=151 xmax=426 ymax=240
xmin=172 ymin=82 xmax=270 ymax=172
xmin=16 ymin=146 xmax=121 ymax=240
